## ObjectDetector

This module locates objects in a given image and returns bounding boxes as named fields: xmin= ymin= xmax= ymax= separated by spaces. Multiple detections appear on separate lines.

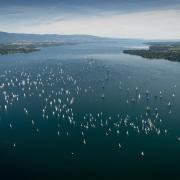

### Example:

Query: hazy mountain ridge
xmin=0 ymin=31 xmax=147 ymax=44
xmin=0 ymin=32 xmax=121 ymax=43
xmin=0 ymin=31 xmax=145 ymax=55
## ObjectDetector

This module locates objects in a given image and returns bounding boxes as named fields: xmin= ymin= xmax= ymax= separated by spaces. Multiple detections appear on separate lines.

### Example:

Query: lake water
xmin=0 ymin=41 xmax=180 ymax=179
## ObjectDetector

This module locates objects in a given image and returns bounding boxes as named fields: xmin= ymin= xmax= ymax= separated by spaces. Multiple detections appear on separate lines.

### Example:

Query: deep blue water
xmin=0 ymin=41 xmax=180 ymax=179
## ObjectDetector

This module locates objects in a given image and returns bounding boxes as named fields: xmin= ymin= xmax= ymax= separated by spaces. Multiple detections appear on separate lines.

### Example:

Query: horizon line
xmin=1 ymin=30 xmax=180 ymax=41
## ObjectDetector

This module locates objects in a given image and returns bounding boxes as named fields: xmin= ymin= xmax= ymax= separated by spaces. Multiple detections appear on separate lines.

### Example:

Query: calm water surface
xmin=0 ymin=41 xmax=180 ymax=179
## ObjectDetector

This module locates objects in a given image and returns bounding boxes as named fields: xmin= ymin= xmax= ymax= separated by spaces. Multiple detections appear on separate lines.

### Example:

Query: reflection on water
xmin=0 ymin=41 xmax=180 ymax=179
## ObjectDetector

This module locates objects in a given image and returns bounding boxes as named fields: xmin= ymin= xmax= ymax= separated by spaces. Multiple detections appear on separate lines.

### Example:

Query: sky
xmin=0 ymin=0 xmax=180 ymax=39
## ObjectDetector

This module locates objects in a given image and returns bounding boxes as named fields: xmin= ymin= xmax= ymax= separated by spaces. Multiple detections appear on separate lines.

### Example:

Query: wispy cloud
xmin=3 ymin=9 xmax=179 ymax=40
xmin=0 ymin=0 xmax=180 ymax=39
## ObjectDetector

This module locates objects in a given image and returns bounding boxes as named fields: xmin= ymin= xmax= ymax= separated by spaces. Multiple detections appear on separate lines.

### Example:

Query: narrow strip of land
xmin=123 ymin=42 xmax=180 ymax=62
xmin=0 ymin=42 xmax=76 ymax=55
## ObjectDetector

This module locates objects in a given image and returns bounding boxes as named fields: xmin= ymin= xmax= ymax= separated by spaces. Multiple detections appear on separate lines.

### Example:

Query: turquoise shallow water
xmin=0 ymin=41 xmax=180 ymax=179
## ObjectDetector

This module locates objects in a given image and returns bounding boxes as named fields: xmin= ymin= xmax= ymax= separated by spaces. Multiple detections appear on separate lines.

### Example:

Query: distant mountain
xmin=0 ymin=32 xmax=120 ymax=43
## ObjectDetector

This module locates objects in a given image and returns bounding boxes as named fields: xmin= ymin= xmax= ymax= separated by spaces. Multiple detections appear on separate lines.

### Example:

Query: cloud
xmin=6 ymin=9 xmax=180 ymax=40
xmin=1 ymin=1 xmax=180 ymax=39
